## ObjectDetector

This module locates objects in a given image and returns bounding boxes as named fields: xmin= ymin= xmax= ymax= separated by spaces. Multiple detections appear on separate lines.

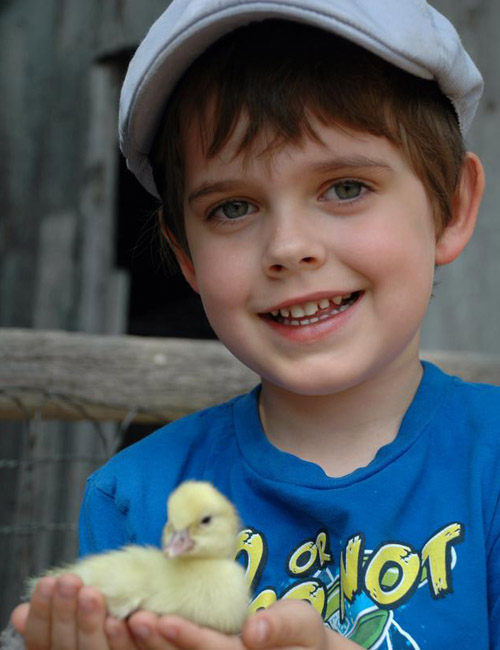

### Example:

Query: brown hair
xmin=150 ymin=19 xmax=465 ymax=259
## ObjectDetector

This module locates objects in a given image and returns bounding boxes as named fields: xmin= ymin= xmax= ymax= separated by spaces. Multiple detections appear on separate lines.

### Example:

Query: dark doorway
xmin=116 ymin=156 xmax=216 ymax=340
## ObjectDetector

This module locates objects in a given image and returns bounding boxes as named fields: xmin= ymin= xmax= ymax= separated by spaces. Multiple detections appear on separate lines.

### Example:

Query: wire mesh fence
xmin=0 ymin=395 xmax=126 ymax=626
xmin=0 ymin=410 xmax=162 ymax=625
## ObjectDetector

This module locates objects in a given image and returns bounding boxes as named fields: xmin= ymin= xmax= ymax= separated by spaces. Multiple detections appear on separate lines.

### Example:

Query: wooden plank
xmin=1 ymin=328 xmax=500 ymax=423
xmin=0 ymin=328 xmax=259 ymax=423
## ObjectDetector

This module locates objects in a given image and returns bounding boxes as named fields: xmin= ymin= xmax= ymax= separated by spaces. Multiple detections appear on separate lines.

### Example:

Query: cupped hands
xmin=11 ymin=574 xmax=360 ymax=650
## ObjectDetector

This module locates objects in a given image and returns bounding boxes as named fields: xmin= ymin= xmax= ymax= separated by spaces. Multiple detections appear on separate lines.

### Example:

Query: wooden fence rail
xmin=0 ymin=328 xmax=259 ymax=423
xmin=1 ymin=328 xmax=500 ymax=424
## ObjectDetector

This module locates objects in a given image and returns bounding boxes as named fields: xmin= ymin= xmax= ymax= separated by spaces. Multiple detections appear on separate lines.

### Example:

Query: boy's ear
xmin=435 ymin=152 xmax=485 ymax=266
xmin=161 ymin=224 xmax=200 ymax=294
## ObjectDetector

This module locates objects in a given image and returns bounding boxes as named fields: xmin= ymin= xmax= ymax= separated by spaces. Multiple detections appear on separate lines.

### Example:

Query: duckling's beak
xmin=163 ymin=529 xmax=194 ymax=558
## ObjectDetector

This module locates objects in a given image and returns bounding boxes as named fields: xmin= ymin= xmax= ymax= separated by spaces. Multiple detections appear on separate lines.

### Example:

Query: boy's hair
xmin=150 ymin=19 xmax=465 ymax=259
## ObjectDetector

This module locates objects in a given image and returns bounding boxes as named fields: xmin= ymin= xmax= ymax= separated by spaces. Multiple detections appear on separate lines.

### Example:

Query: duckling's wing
xmin=143 ymin=559 xmax=249 ymax=633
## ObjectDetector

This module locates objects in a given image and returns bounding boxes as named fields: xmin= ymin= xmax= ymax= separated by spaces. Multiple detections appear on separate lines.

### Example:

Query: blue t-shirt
xmin=79 ymin=362 xmax=500 ymax=650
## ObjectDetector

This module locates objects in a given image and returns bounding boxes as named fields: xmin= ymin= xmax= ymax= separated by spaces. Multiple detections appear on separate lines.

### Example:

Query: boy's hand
xmin=127 ymin=600 xmax=360 ymax=650
xmin=12 ymin=578 xmax=360 ymax=650
xmin=11 ymin=573 xmax=139 ymax=650
xmin=242 ymin=600 xmax=361 ymax=650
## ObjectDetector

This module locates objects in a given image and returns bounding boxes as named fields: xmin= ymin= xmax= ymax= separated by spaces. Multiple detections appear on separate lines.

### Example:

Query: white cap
xmin=119 ymin=0 xmax=483 ymax=198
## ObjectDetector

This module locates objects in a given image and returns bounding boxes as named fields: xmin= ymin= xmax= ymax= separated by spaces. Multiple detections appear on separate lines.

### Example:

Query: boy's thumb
xmin=242 ymin=600 xmax=325 ymax=649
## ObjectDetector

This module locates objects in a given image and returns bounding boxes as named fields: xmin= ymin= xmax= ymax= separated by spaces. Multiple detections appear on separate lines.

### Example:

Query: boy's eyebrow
xmin=188 ymin=181 xmax=240 ymax=204
xmin=188 ymin=156 xmax=393 ymax=204
xmin=311 ymin=155 xmax=394 ymax=174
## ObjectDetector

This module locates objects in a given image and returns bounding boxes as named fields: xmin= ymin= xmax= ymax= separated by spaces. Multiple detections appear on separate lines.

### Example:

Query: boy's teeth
xmin=290 ymin=305 xmax=305 ymax=318
xmin=304 ymin=302 xmax=318 ymax=316
xmin=274 ymin=293 xmax=355 ymax=319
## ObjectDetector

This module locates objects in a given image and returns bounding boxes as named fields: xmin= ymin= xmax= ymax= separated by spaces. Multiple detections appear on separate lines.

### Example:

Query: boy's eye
xmin=209 ymin=199 xmax=256 ymax=221
xmin=324 ymin=180 xmax=365 ymax=202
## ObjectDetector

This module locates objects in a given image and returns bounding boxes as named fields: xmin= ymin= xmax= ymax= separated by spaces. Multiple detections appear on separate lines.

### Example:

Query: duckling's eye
xmin=201 ymin=515 xmax=212 ymax=525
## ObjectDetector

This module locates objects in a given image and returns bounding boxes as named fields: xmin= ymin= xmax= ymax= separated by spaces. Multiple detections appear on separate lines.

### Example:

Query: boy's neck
xmin=258 ymin=354 xmax=423 ymax=478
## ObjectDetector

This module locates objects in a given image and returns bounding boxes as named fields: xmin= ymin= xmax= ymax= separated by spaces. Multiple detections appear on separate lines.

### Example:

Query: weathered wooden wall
xmin=0 ymin=0 xmax=170 ymax=333
xmin=421 ymin=0 xmax=500 ymax=352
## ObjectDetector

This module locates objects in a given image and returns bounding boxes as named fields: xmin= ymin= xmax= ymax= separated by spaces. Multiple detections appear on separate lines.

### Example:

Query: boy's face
xmin=177 ymin=116 xmax=439 ymax=396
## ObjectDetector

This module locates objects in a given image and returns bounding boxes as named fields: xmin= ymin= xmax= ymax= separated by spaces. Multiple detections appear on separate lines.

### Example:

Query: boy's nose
xmin=262 ymin=218 xmax=327 ymax=277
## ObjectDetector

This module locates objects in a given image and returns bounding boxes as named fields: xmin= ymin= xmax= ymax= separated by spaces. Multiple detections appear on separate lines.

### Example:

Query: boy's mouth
xmin=265 ymin=291 xmax=361 ymax=326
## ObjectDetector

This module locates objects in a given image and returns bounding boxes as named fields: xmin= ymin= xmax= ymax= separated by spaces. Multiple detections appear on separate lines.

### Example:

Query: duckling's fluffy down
xmin=28 ymin=482 xmax=250 ymax=634
xmin=35 ymin=545 xmax=249 ymax=632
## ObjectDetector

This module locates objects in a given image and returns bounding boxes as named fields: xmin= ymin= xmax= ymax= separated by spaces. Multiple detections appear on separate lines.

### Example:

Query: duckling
xmin=29 ymin=481 xmax=249 ymax=634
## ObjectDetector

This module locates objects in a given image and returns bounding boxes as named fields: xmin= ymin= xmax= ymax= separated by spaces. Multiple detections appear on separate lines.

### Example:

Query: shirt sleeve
xmin=78 ymin=477 xmax=129 ymax=557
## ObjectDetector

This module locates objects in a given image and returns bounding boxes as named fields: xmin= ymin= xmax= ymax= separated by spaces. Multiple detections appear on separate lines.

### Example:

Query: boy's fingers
xmin=128 ymin=611 xmax=179 ymax=650
xmin=76 ymin=586 xmax=110 ymax=650
xmin=50 ymin=574 xmax=83 ymax=650
xmin=105 ymin=617 xmax=140 ymax=650
xmin=155 ymin=615 xmax=244 ymax=650
xmin=23 ymin=576 xmax=57 ymax=650
xmin=11 ymin=603 xmax=30 ymax=636
xmin=242 ymin=600 xmax=326 ymax=649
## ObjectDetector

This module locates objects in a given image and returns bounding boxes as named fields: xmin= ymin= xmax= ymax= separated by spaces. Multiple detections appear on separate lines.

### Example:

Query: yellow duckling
xmin=29 ymin=481 xmax=249 ymax=633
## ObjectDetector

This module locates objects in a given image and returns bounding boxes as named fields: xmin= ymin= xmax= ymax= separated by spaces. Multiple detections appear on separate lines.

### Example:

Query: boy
xmin=12 ymin=0 xmax=494 ymax=649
